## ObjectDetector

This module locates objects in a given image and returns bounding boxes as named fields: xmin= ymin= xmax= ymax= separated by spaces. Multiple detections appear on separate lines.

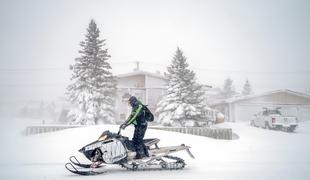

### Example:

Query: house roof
xmin=211 ymin=89 xmax=310 ymax=105
xmin=116 ymin=70 xmax=165 ymax=79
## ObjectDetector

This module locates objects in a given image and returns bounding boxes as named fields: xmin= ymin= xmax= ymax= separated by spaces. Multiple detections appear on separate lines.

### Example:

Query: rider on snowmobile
xmin=120 ymin=96 xmax=149 ymax=159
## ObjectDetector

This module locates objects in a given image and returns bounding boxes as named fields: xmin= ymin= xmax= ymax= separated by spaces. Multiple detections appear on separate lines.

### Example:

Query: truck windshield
xmin=269 ymin=110 xmax=281 ymax=115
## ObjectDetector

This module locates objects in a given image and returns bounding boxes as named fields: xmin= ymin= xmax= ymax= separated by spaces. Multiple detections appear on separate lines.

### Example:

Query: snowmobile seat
xmin=143 ymin=138 xmax=159 ymax=147
xmin=123 ymin=138 xmax=160 ymax=151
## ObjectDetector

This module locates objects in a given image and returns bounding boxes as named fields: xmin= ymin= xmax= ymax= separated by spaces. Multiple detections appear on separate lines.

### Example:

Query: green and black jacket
xmin=125 ymin=102 xmax=145 ymax=126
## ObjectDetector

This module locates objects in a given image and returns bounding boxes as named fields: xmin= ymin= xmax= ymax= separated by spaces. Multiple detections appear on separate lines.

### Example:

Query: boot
xmin=135 ymin=147 xmax=147 ymax=159
xmin=143 ymin=145 xmax=149 ymax=157
xmin=135 ymin=152 xmax=144 ymax=159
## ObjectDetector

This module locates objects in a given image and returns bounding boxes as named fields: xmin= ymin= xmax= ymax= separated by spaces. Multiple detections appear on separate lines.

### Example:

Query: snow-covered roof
xmin=211 ymin=89 xmax=310 ymax=105
xmin=116 ymin=70 xmax=165 ymax=79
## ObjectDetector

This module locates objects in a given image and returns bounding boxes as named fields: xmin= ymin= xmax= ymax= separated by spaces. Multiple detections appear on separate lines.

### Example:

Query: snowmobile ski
xmin=65 ymin=163 xmax=106 ymax=176
xmin=69 ymin=156 xmax=102 ymax=168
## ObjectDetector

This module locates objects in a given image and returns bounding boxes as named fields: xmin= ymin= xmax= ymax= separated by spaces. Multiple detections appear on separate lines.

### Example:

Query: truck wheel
xmin=287 ymin=127 xmax=292 ymax=132
xmin=288 ymin=126 xmax=295 ymax=132
xmin=282 ymin=127 xmax=288 ymax=132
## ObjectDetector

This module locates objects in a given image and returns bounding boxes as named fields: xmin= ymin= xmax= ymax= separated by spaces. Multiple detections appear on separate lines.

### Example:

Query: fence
xmin=25 ymin=125 xmax=232 ymax=140
xmin=25 ymin=125 xmax=81 ymax=136
xmin=149 ymin=126 xmax=232 ymax=140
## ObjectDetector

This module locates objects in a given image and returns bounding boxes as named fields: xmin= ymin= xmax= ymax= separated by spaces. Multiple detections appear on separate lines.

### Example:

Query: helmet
xmin=128 ymin=96 xmax=139 ymax=107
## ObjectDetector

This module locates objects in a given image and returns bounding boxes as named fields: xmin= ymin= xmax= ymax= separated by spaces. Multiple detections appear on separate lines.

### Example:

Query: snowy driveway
xmin=1 ymin=121 xmax=310 ymax=180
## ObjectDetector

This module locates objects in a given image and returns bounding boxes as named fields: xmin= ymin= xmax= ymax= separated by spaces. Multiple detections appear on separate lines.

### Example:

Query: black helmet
xmin=128 ymin=96 xmax=139 ymax=107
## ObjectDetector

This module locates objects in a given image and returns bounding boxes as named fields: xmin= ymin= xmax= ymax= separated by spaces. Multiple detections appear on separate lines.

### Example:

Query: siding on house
xmin=115 ymin=71 xmax=166 ymax=123
xmin=235 ymin=92 xmax=310 ymax=105
xmin=117 ymin=75 xmax=145 ymax=88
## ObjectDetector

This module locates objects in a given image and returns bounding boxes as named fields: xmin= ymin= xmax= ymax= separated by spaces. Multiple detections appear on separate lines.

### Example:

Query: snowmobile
xmin=65 ymin=128 xmax=195 ymax=175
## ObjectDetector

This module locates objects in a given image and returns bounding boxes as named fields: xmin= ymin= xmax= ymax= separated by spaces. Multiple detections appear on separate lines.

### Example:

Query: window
xmin=263 ymin=111 xmax=268 ymax=116
xmin=122 ymin=93 xmax=131 ymax=103
xmin=269 ymin=110 xmax=281 ymax=115
xmin=134 ymin=92 xmax=144 ymax=102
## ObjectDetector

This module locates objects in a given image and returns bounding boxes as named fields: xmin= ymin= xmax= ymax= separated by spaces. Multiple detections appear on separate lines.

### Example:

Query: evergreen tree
xmin=220 ymin=78 xmax=236 ymax=99
xmin=66 ymin=19 xmax=116 ymax=125
xmin=156 ymin=48 xmax=208 ymax=126
xmin=242 ymin=79 xmax=253 ymax=96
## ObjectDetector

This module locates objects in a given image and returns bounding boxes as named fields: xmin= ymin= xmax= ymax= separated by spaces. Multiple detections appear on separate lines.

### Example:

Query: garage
xmin=211 ymin=89 xmax=310 ymax=122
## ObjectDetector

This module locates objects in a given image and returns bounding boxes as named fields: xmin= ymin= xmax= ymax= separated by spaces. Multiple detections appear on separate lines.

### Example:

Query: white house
xmin=114 ymin=70 xmax=166 ymax=123
xmin=210 ymin=89 xmax=310 ymax=122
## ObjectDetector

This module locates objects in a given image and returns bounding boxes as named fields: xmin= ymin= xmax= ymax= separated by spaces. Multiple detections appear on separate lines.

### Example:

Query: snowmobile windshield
xmin=98 ymin=130 xmax=112 ymax=141
xmin=98 ymin=135 xmax=107 ymax=141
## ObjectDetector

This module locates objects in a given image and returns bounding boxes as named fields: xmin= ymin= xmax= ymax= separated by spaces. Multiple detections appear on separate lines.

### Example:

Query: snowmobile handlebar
xmin=117 ymin=128 xmax=121 ymax=135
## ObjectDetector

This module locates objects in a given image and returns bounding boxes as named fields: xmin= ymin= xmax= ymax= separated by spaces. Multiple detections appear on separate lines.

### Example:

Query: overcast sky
xmin=0 ymin=0 xmax=310 ymax=105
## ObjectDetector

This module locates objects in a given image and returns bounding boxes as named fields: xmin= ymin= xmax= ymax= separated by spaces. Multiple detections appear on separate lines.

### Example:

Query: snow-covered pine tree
xmin=66 ymin=19 xmax=116 ymax=125
xmin=156 ymin=48 xmax=208 ymax=126
xmin=220 ymin=78 xmax=236 ymax=99
xmin=242 ymin=79 xmax=253 ymax=96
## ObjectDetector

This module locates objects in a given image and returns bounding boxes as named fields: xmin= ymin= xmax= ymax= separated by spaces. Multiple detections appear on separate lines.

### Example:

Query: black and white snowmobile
xmin=65 ymin=128 xmax=194 ymax=175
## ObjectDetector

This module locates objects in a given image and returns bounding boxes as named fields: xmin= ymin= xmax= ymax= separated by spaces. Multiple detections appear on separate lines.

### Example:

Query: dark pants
xmin=133 ymin=124 xmax=148 ymax=157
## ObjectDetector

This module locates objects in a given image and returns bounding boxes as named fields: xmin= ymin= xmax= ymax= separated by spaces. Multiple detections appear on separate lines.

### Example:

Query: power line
xmin=0 ymin=61 xmax=135 ymax=72
xmin=138 ymin=61 xmax=310 ymax=74
xmin=0 ymin=67 xmax=67 ymax=72
xmin=0 ymin=61 xmax=309 ymax=74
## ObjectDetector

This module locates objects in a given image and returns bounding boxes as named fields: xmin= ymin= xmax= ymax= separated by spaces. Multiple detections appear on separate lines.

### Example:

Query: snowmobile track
xmin=120 ymin=155 xmax=186 ymax=171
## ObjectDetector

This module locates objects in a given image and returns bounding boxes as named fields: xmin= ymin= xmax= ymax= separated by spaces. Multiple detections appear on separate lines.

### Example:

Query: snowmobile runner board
xmin=65 ymin=163 xmax=106 ymax=176
xmin=69 ymin=156 xmax=103 ymax=168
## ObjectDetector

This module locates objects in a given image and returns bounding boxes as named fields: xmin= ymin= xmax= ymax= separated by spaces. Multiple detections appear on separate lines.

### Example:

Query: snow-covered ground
xmin=1 ymin=119 xmax=310 ymax=180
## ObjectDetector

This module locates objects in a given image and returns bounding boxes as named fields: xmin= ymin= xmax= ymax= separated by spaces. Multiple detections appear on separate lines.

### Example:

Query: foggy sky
xmin=0 ymin=0 xmax=310 ymax=105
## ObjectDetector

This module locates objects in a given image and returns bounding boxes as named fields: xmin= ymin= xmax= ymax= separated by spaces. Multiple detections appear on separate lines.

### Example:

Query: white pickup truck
xmin=250 ymin=108 xmax=298 ymax=132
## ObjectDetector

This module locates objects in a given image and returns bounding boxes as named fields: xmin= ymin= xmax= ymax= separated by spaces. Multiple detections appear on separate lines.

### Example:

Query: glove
xmin=120 ymin=123 xmax=127 ymax=130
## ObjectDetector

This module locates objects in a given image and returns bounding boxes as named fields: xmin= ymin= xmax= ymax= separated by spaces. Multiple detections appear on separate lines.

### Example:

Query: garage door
xmin=300 ymin=106 xmax=310 ymax=122
xmin=280 ymin=106 xmax=298 ymax=117
xmin=276 ymin=106 xmax=310 ymax=122
xmin=235 ymin=104 xmax=263 ymax=122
